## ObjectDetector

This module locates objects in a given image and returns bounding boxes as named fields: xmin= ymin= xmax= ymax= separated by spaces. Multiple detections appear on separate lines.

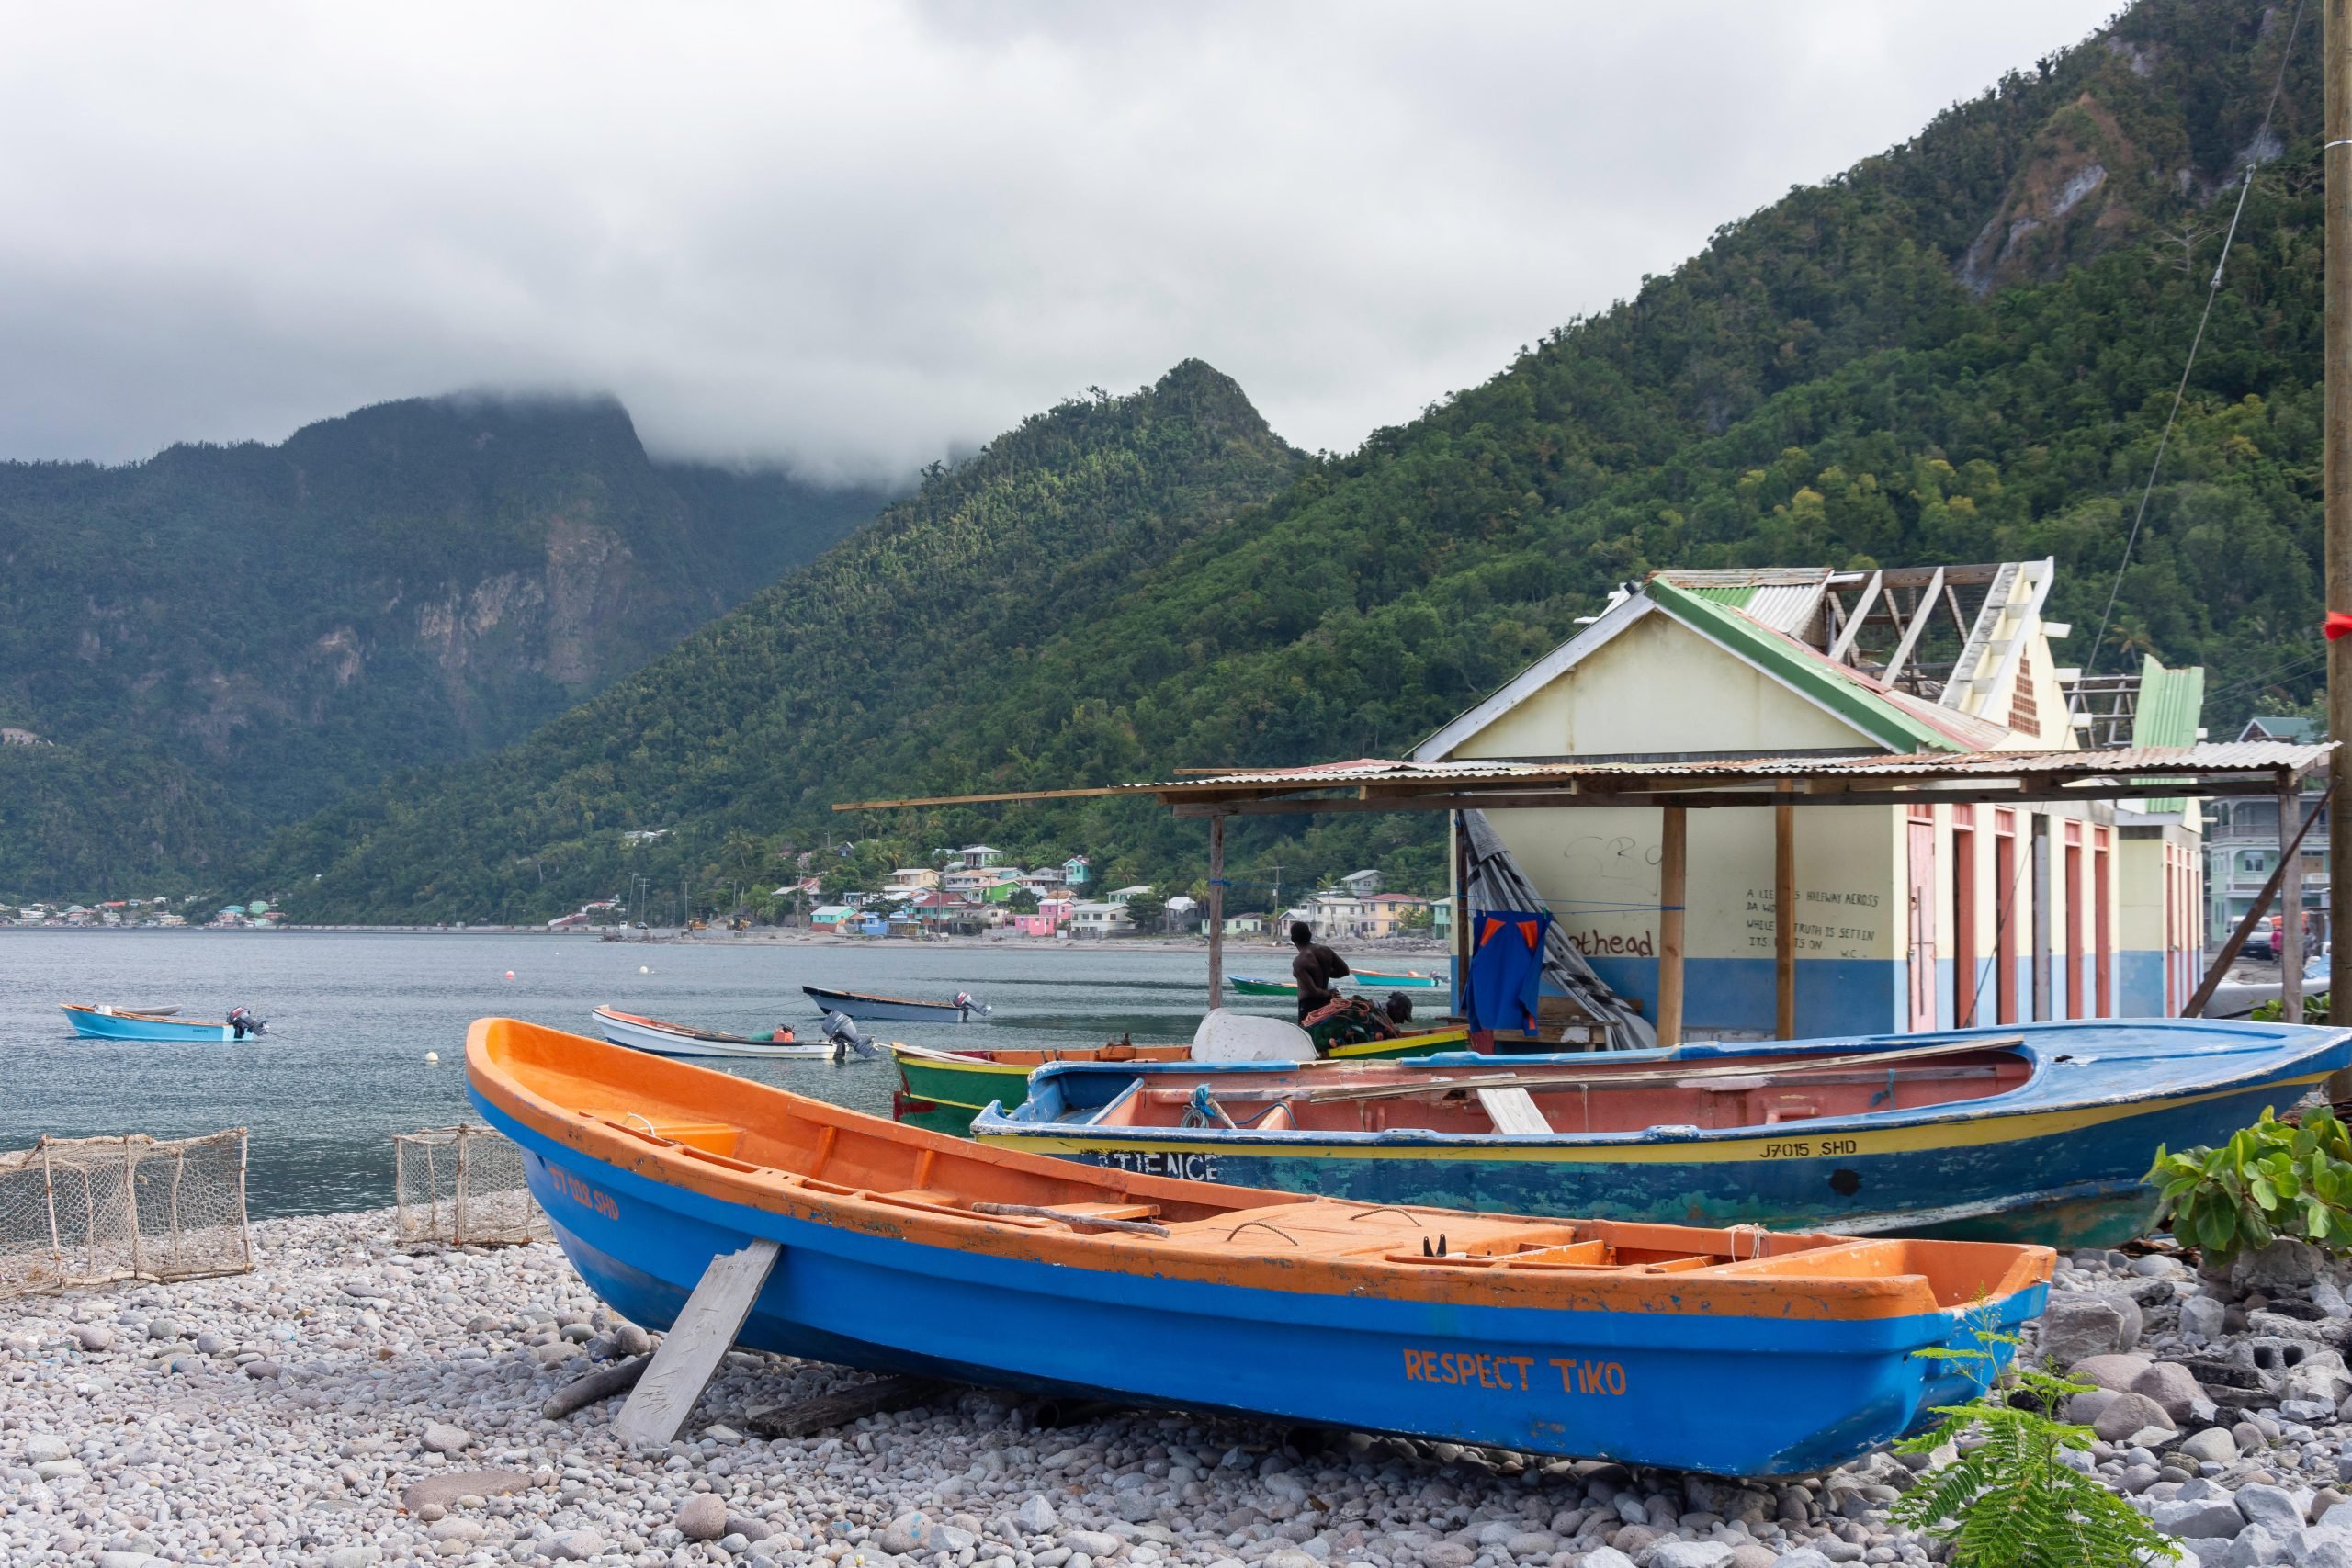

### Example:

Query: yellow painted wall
xmin=1453 ymin=609 xmax=1863 ymax=760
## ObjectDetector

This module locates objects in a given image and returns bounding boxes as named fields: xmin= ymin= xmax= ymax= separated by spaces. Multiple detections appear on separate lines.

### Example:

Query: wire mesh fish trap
xmin=393 ymin=1125 xmax=542 ymax=1247
xmin=0 ymin=1129 xmax=253 ymax=1300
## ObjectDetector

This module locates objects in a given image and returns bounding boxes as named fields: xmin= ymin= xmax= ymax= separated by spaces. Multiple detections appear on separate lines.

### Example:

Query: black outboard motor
xmin=228 ymin=1006 xmax=267 ymax=1040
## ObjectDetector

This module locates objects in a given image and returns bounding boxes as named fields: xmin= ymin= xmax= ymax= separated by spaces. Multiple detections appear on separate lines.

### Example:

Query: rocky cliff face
xmin=0 ymin=393 xmax=885 ymax=893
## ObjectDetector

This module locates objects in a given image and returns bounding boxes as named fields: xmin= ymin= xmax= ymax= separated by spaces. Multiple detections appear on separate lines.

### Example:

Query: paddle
xmin=1304 ymin=1035 xmax=2026 ymax=1105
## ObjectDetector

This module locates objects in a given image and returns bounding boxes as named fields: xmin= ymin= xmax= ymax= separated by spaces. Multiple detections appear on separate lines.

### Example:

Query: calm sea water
xmin=0 ymin=931 xmax=1267 ymax=1217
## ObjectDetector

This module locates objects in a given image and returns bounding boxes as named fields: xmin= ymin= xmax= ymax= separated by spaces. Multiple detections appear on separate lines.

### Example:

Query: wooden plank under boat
xmin=894 ymin=1023 xmax=1478 ymax=1113
xmin=469 ymin=1015 xmax=2052 ymax=1477
xmin=804 ymin=986 xmax=986 ymax=1023
xmin=58 ymin=1002 xmax=250 ymax=1043
xmin=593 ymin=1007 xmax=834 ymax=1060
xmin=971 ymin=1019 xmax=2352 ymax=1249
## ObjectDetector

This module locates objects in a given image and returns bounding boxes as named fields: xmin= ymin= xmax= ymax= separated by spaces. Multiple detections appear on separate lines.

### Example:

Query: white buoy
xmin=424 ymin=1050 xmax=440 ymax=1066
xmin=639 ymin=964 xmax=650 ymax=974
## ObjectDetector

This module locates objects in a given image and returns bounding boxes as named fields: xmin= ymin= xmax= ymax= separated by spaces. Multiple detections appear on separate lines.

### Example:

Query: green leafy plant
xmin=2251 ymin=993 xmax=2331 ymax=1025
xmin=1892 ymin=1331 xmax=2175 ymax=1568
xmin=2146 ymin=1106 xmax=2352 ymax=1264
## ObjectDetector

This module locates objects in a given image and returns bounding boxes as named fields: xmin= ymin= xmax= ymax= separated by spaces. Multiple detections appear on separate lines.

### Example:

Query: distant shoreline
xmin=0 ymin=924 xmax=1453 ymax=958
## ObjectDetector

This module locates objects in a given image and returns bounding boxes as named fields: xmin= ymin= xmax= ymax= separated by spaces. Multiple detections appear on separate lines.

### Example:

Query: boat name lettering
xmin=1400 ymin=1348 xmax=1625 ymax=1396
xmin=1087 ymin=1151 xmax=1221 ymax=1181
xmin=546 ymin=1162 xmax=620 ymax=1220
xmin=1759 ymin=1137 xmax=1858 ymax=1159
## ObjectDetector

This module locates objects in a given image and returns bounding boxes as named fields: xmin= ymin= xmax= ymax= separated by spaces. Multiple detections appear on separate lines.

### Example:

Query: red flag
xmin=2328 ymin=611 xmax=2352 ymax=641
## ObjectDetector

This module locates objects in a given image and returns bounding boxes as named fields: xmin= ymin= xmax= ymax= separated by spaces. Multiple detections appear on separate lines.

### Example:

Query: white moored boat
xmin=591 ymin=1007 xmax=835 ymax=1060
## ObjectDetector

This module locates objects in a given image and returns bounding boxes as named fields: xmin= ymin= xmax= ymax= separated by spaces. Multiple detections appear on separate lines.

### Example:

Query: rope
xmin=2080 ymin=0 xmax=2309 ymax=684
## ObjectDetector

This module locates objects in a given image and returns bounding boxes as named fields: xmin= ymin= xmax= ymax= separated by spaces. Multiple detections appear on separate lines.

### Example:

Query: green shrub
xmin=2145 ymin=1105 xmax=2352 ymax=1263
xmin=1892 ymin=1333 xmax=2175 ymax=1568
xmin=2250 ymin=992 xmax=2330 ymax=1025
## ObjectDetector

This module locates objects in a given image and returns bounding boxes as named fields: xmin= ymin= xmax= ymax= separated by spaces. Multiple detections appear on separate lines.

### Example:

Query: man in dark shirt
xmin=1290 ymin=920 xmax=1350 ymax=1022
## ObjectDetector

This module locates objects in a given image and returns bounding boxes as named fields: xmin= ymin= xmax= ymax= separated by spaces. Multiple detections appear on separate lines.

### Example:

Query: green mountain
xmin=260 ymin=0 xmax=2325 ymax=922
xmin=0 ymin=394 xmax=885 ymax=897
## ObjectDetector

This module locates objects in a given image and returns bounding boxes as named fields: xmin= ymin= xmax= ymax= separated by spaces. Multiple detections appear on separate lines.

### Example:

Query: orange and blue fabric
xmin=1465 ymin=911 xmax=1549 ymax=1033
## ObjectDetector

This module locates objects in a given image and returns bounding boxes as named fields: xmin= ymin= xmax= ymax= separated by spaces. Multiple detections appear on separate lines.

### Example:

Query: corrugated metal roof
xmin=1124 ymin=742 xmax=2330 ymax=795
xmin=2130 ymin=657 xmax=2206 ymax=750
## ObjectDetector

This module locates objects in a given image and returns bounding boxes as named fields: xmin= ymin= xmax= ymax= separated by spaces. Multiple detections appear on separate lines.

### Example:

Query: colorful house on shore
xmin=1415 ymin=560 xmax=2207 ymax=1037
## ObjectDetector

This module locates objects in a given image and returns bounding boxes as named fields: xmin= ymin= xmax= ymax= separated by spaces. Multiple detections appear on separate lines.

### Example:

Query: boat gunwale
xmin=469 ymin=1017 xmax=2049 ymax=1321
xmin=978 ymin=1019 xmax=2352 ymax=1151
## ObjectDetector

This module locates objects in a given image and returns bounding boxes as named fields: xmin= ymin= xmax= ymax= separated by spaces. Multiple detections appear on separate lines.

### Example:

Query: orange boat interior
xmin=474 ymin=1018 xmax=2050 ymax=1314
xmin=1083 ymin=1046 xmax=2034 ymax=1137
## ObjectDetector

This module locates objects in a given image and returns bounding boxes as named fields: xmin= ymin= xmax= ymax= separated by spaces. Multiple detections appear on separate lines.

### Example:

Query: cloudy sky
xmin=4 ymin=2 xmax=2117 ymax=485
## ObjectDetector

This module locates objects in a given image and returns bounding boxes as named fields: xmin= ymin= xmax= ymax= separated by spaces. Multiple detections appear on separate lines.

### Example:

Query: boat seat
xmin=1476 ymin=1087 xmax=1552 ymax=1136
xmin=1034 ymin=1201 xmax=1162 ymax=1221
xmin=602 ymin=1117 xmax=743 ymax=1156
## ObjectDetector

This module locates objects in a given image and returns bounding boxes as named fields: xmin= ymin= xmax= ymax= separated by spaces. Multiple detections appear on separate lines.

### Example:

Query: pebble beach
xmin=9 ymin=1209 xmax=2352 ymax=1568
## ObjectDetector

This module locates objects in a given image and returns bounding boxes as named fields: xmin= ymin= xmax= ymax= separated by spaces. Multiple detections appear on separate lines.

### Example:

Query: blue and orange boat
xmin=971 ymin=1019 xmax=2352 ymax=1249
xmin=469 ymin=1016 xmax=2052 ymax=1475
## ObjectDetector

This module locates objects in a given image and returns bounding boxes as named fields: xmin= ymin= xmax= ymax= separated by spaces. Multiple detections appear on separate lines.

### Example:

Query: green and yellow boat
xmin=894 ymin=1022 xmax=1475 ymax=1113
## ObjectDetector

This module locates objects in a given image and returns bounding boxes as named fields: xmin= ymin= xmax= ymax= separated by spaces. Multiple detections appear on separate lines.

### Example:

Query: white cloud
xmin=0 ymin=0 xmax=2117 ymax=482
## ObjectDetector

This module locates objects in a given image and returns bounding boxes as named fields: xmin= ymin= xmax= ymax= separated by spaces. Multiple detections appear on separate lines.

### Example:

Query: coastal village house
xmin=1069 ymin=901 xmax=1133 ymax=938
xmin=2203 ymin=716 xmax=2324 ymax=939
xmin=1415 ymin=560 xmax=2208 ymax=1037
xmin=1307 ymin=890 xmax=1432 ymax=941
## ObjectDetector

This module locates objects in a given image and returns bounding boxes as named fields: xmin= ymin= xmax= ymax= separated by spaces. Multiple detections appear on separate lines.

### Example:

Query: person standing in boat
xmin=1289 ymin=920 xmax=1349 ymax=1023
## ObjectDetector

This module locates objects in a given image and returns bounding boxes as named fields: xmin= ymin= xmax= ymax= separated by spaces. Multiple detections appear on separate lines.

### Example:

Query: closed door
xmin=1908 ymin=819 xmax=1938 ymax=1031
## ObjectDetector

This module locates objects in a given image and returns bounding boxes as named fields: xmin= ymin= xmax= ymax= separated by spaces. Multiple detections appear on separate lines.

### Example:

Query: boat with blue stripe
xmin=60 ymin=1002 xmax=267 ymax=1042
xmin=468 ymin=1016 xmax=2052 ymax=1477
xmin=970 ymin=1019 xmax=2352 ymax=1249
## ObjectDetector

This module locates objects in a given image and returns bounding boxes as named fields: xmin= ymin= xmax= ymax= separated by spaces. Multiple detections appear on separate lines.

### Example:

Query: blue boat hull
xmin=475 ymin=1089 xmax=2038 ymax=1475
xmin=977 ymin=1021 xmax=2352 ymax=1249
xmin=61 ymin=1007 xmax=239 ymax=1043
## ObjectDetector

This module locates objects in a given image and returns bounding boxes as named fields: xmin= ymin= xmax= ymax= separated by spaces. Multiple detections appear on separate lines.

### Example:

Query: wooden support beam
xmin=1775 ymin=784 xmax=1795 ymax=1040
xmin=746 ymin=1375 xmax=951 ymax=1439
xmin=1453 ymin=811 xmax=1474 ymax=1017
xmin=1205 ymin=812 xmax=1227 ymax=1010
xmin=612 ymin=1238 xmax=780 ymax=1447
xmin=2284 ymin=772 xmax=2305 ymax=1022
xmin=1881 ymin=566 xmax=1943 ymax=687
xmin=1827 ymin=571 xmax=1883 ymax=665
xmin=1657 ymin=806 xmax=1687 ymax=1048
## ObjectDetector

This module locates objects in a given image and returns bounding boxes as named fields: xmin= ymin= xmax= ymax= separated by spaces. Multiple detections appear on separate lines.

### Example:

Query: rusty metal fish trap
xmin=393 ymin=1124 xmax=542 ymax=1247
xmin=0 ymin=1129 xmax=254 ymax=1300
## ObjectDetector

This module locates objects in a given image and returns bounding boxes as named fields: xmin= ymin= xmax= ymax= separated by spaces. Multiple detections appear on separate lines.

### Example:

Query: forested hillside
xmin=255 ymin=0 xmax=2329 ymax=922
xmin=0 ymin=395 xmax=883 ymax=897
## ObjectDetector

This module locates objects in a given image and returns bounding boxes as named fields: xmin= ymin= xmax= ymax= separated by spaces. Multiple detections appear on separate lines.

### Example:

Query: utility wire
xmin=2081 ymin=0 xmax=2308 ymax=683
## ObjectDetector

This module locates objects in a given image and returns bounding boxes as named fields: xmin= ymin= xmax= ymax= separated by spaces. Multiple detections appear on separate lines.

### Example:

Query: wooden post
xmin=1774 ymin=785 xmax=1795 ymax=1039
xmin=2284 ymin=773 xmax=2306 ymax=1021
xmin=1657 ymin=806 xmax=1687 ymax=1048
xmin=2331 ymin=0 xmax=2352 ymax=1025
xmin=1453 ymin=811 xmax=1475 ymax=1020
xmin=1205 ymin=813 xmax=1227 ymax=1010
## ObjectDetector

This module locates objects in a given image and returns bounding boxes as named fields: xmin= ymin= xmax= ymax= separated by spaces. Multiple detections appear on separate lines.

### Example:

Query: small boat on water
xmin=468 ymin=1015 xmax=2052 ymax=1476
xmin=803 ymin=986 xmax=989 ymax=1023
xmin=894 ymin=1021 xmax=1477 ymax=1114
xmin=972 ymin=1019 xmax=2352 ymax=1249
xmin=592 ymin=1007 xmax=833 ymax=1060
xmin=60 ymin=1003 xmax=266 ymax=1043
xmin=1229 ymin=968 xmax=1448 ymax=997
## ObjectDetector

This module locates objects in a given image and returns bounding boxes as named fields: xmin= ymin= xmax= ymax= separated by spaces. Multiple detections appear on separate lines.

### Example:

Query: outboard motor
xmin=819 ymin=1010 xmax=879 ymax=1064
xmin=227 ymin=1006 xmax=267 ymax=1040
xmin=953 ymin=991 xmax=990 ymax=1021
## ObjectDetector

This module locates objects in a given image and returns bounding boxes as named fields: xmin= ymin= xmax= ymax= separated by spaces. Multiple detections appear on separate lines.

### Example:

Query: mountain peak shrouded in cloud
xmin=0 ymin=2 xmax=2115 ymax=483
